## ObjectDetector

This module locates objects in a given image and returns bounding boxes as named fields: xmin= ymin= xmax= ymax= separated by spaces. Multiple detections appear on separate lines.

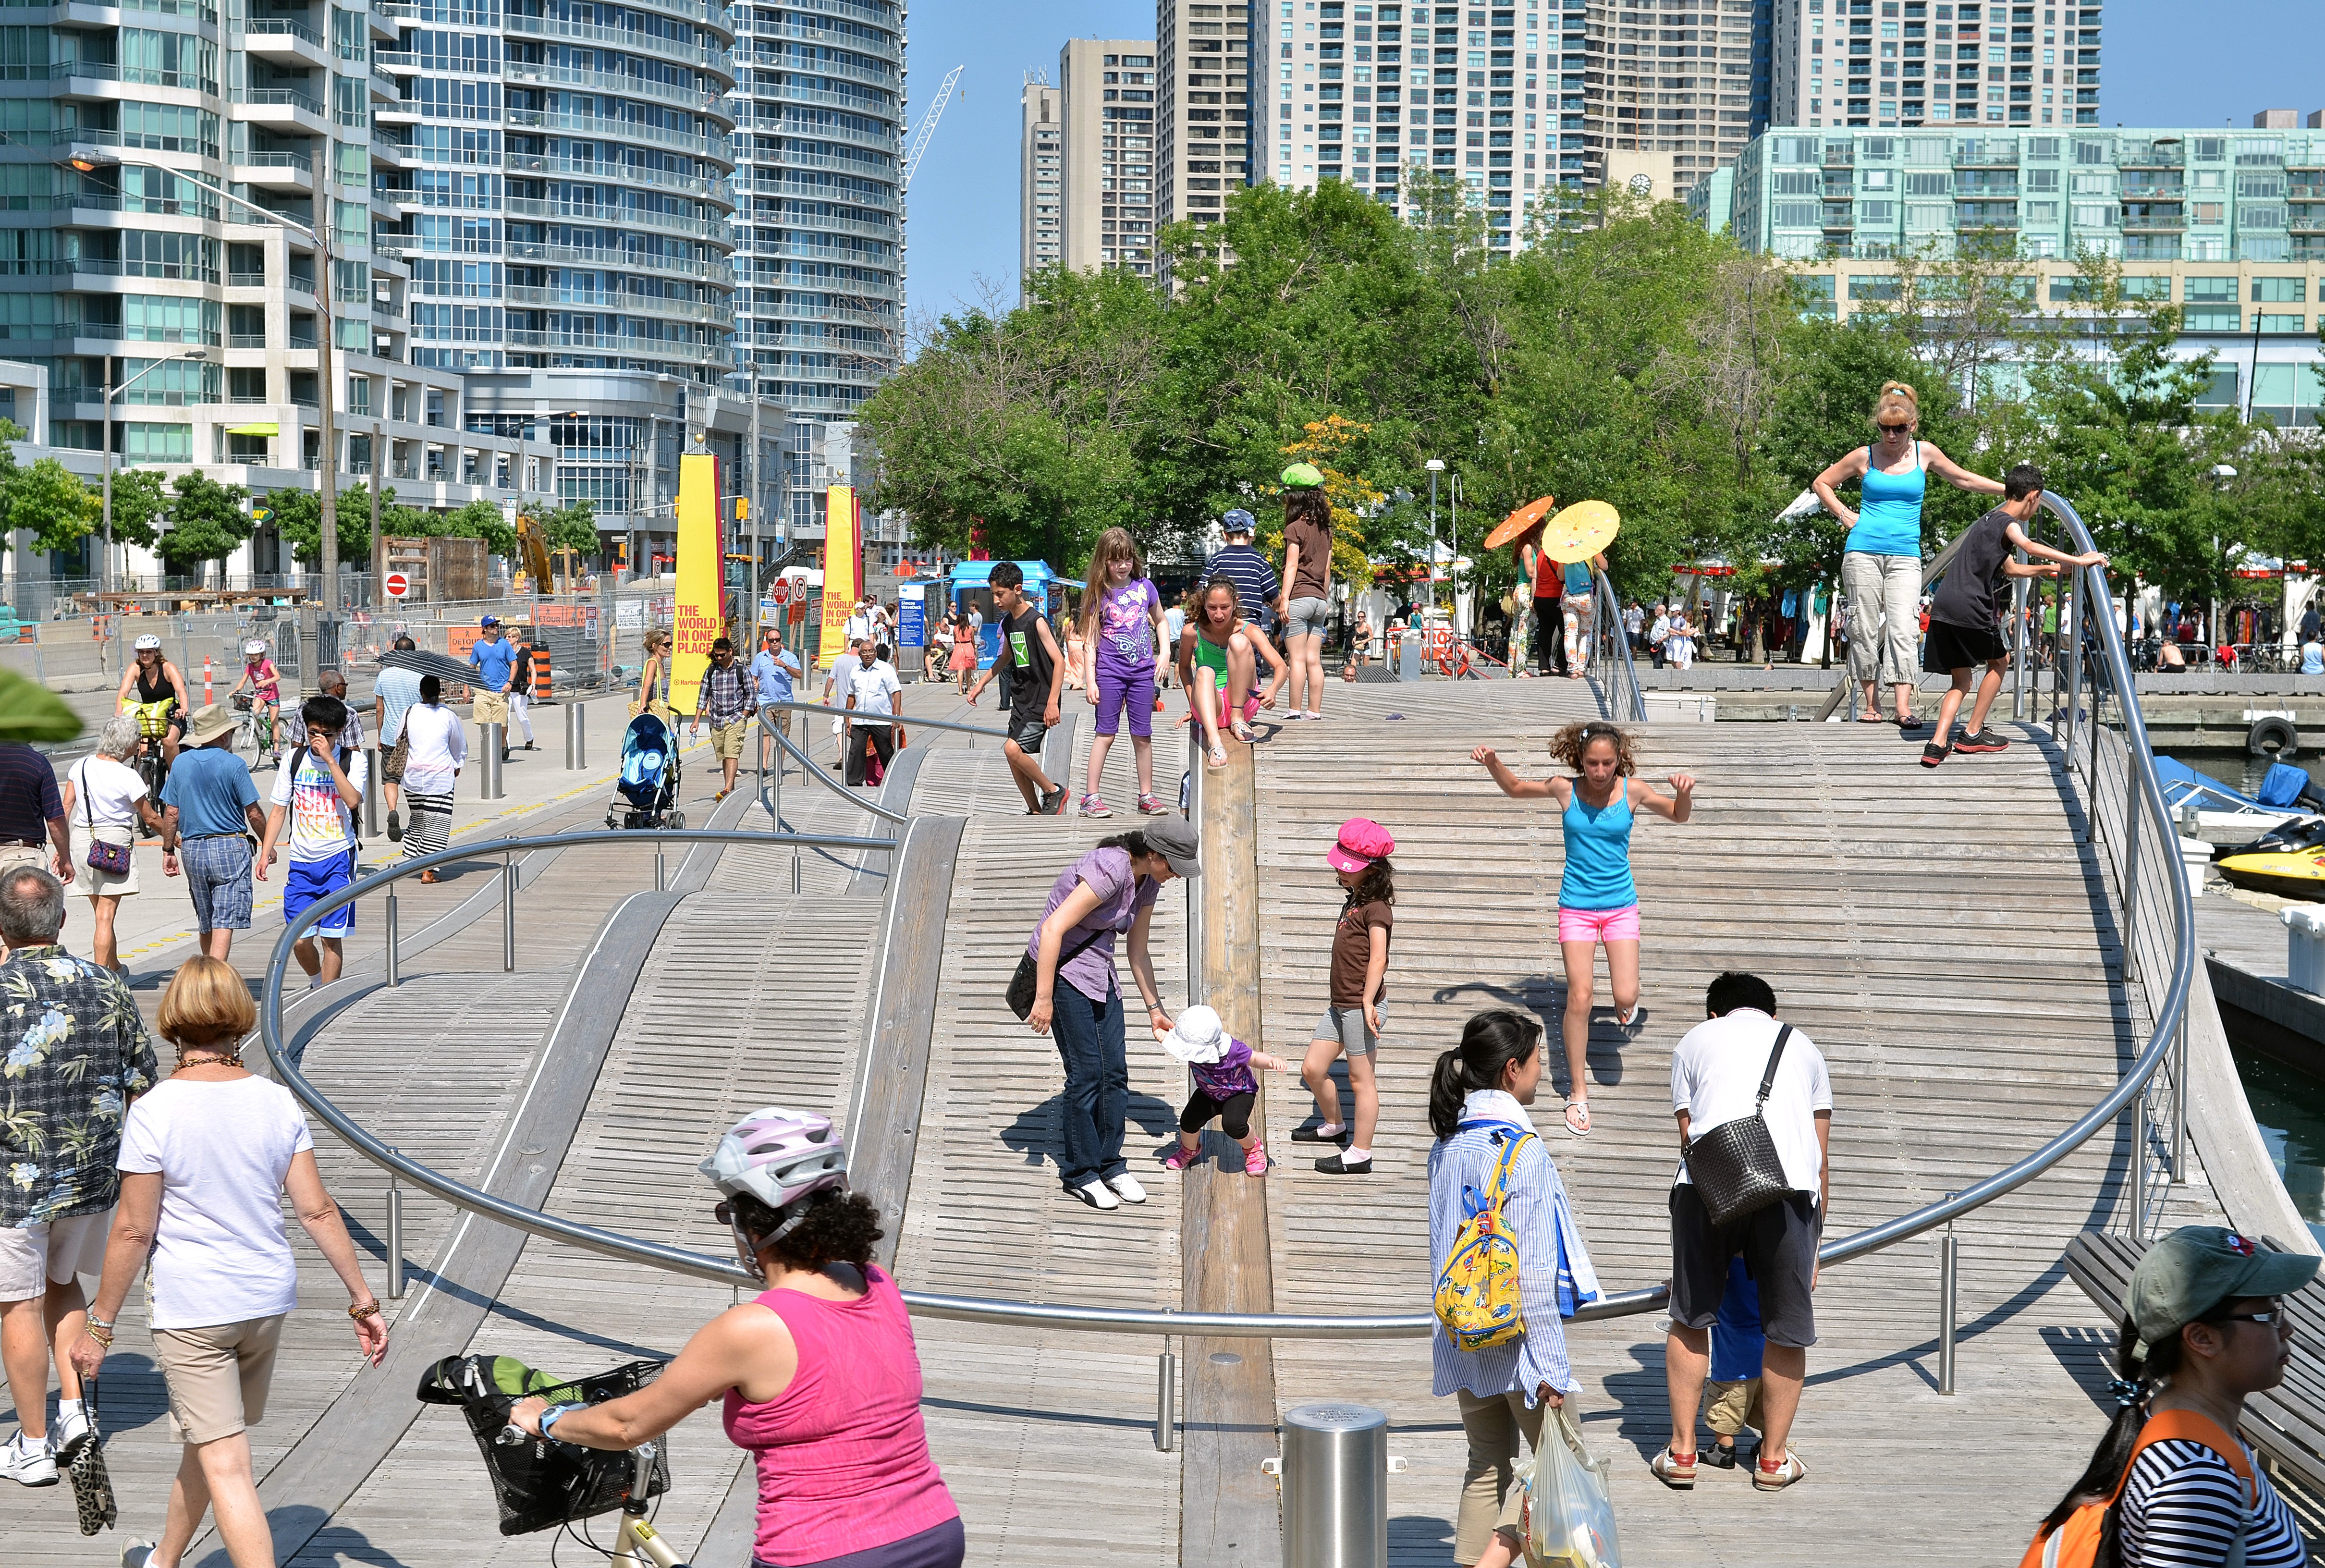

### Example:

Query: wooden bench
xmin=2066 ymin=1230 xmax=2325 ymax=1502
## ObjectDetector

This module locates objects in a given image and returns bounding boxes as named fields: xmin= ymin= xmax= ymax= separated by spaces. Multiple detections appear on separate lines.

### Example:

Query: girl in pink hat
xmin=1295 ymin=817 xmax=1397 ymax=1175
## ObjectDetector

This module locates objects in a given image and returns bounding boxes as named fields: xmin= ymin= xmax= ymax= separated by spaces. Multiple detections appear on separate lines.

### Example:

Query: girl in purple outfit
xmin=1077 ymin=527 xmax=1170 ymax=818
xmin=1158 ymin=1004 xmax=1290 ymax=1177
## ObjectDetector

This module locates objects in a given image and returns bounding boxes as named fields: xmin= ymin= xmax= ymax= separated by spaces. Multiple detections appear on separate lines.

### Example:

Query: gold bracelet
xmin=84 ymin=1324 xmax=113 ymax=1348
xmin=348 ymin=1299 xmax=383 ymax=1322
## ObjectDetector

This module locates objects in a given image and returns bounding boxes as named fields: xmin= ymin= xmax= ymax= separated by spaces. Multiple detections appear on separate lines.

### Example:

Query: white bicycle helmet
xmin=243 ymin=639 xmax=268 ymax=657
xmin=133 ymin=633 xmax=162 ymax=651
xmin=700 ymin=1105 xmax=847 ymax=1218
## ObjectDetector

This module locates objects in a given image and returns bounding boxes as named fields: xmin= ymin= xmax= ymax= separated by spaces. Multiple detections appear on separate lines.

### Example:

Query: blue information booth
xmin=945 ymin=560 xmax=1066 ymax=670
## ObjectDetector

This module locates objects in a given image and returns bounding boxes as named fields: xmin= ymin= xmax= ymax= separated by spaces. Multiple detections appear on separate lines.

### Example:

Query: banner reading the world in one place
xmin=667 ymin=451 xmax=723 ymax=717
xmin=818 ymin=484 xmax=864 ymax=666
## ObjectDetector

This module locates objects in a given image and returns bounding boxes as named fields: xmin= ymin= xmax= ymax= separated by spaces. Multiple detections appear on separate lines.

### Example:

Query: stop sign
xmin=384 ymin=572 xmax=410 ymax=600
xmin=770 ymin=580 xmax=792 ymax=606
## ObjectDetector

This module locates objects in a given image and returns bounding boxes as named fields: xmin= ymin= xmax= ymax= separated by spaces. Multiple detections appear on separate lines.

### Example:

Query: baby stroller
xmin=608 ymin=712 xmax=685 ymax=830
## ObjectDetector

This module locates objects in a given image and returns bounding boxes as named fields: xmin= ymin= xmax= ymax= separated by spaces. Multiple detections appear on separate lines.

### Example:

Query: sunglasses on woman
xmin=2204 ymin=1300 xmax=2287 ymax=1327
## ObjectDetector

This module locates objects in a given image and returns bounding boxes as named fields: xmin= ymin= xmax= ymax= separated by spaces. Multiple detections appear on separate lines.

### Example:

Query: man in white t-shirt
xmin=821 ymin=636 xmax=869 ymax=772
xmin=845 ymin=642 xmax=904 ymax=785
xmin=843 ymin=600 xmax=875 ymax=645
xmin=256 ymin=695 xmax=367 ymax=989
xmin=1657 ymin=970 xmax=1831 ymax=1493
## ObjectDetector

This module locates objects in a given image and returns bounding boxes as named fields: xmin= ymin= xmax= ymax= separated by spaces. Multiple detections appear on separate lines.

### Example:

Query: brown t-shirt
xmin=1285 ymin=514 xmax=1332 ymax=601
xmin=1329 ymin=897 xmax=1392 ymax=1007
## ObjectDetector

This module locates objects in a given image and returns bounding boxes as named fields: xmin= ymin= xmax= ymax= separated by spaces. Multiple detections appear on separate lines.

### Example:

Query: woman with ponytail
xmin=1811 ymin=380 xmax=2003 ymax=731
xmin=1425 ymin=1010 xmax=1600 ymax=1568
xmin=2024 ymin=1226 xmax=2313 ymax=1567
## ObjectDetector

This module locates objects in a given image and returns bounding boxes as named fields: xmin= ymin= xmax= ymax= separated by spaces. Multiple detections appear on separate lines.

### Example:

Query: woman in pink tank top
xmin=513 ymin=1108 xmax=962 ymax=1568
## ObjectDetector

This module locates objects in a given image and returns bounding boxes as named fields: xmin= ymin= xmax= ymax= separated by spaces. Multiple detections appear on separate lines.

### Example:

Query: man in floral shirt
xmin=0 ymin=865 xmax=155 ymax=1486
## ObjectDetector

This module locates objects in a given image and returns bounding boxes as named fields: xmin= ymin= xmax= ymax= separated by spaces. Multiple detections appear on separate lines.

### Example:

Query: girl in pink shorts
xmin=1472 ymin=722 xmax=1695 ymax=1136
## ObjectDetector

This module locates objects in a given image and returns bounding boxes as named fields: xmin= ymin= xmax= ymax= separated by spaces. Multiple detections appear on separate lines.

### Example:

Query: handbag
xmin=80 ymin=767 xmax=132 ymax=877
xmin=1680 ymin=1023 xmax=1796 ymax=1227
xmin=1006 ymin=928 xmax=1110 ymax=1021
xmin=64 ymin=1375 xmax=118 ymax=1535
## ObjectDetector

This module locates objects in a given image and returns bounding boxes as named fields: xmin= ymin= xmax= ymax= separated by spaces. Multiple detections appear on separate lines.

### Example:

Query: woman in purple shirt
xmin=1025 ymin=816 xmax=1203 ymax=1211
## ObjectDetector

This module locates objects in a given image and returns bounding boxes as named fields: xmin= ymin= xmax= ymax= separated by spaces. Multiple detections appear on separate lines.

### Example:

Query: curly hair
xmin=1341 ymin=856 xmax=1395 ymax=907
xmin=1548 ymin=720 xmax=1636 ymax=776
xmin=728 ymin=1188 xmax=885 ymax=1273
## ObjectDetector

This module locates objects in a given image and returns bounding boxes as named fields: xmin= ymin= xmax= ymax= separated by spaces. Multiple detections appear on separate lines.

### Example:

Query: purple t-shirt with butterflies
xmin=1189 ymin=1038 xmax=1259 ymax=1100
xmin=1093 ymin=577 xmax=1162 ymax=678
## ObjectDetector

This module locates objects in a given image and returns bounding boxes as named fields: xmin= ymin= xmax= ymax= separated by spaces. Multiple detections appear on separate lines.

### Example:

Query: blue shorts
xmin=284 ymin=850 xmax=356 ymax=938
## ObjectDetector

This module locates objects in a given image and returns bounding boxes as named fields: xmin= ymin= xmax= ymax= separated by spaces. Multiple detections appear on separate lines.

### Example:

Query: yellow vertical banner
xmin=817 ymin=484 xmax=863 ymax=666
xmin=668 ymin=451 xmax=722 ymax=717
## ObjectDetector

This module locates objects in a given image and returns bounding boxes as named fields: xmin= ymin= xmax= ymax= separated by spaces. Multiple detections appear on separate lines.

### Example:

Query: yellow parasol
xmin=1484 ymin=495 xmax=1556 ymax=551
xmin=1542 ymin=499 xmax=1621 ymax=564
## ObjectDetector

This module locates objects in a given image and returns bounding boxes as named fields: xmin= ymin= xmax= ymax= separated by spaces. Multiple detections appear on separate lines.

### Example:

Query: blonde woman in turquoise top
xmin=1812 ymin=381 xmax=2003 ymax=731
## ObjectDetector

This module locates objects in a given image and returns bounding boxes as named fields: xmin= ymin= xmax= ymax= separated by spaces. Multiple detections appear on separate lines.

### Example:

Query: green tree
xmin=7 ymin=457 xmax=98 ymax=556
xmin=539 ymin=498 xmax=599 ymax=555
xmin=268 ymin=483 xmax=382 ymax=566
xmin=159 ymin=473 xmax=252 ymax=577
xmin=104 ymin=468 xmax=171 ymax=552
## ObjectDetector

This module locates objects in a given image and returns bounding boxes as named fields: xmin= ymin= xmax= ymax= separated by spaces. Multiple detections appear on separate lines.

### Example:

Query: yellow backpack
xmin=1434 ymin=1121 xmax=1533 ymax=1353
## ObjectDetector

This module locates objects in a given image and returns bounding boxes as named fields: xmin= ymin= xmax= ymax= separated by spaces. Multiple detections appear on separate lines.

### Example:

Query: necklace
xmin=177 ymin=1051 xmax=241 ymax=1070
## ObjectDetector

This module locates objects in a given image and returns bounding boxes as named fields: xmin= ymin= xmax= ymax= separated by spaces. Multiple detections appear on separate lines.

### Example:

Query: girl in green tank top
xmin=1176 ymin=577 xmax=1286 ymax=770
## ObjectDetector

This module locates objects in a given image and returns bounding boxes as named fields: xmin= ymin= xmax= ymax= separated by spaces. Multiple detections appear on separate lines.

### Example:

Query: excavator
xmin=513 ymin=511 xmax=555 ymax=596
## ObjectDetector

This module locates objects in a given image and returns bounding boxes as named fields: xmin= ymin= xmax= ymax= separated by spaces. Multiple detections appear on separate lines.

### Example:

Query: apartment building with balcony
xmin=1703 ymin=119 xmax=2325 ymax=425
xmin=1767 ymin=0 xmax=2098 ymax=132
xmin=1017 ymin=41 xmax=1160 ymax=281
xmin=1158 ymin=0 xmax=1251 ymax=229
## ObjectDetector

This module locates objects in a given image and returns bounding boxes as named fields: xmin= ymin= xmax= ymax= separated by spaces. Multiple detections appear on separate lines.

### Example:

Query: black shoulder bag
xmin=1008 ymin=928 xmax=1108 ymax=1021
xmin=1682 ymin=1023 xmax=1797 ymax=1226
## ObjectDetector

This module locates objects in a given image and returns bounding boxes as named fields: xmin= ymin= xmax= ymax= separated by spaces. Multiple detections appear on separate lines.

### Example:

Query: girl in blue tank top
xmin=1472 ymin=722 xmax=1696 ymax=1138
xmin=1811 ymin=381 xmax=2005 ymax=729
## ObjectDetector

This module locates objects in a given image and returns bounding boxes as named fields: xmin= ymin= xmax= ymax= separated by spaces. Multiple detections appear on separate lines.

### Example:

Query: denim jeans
xmin=1050 ymin=984 xmax=1128 ymax=1189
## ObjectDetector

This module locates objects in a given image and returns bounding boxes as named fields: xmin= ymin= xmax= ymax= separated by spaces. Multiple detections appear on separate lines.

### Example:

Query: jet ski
xmin=2216 ymin=816 xmax=2325 ymax=899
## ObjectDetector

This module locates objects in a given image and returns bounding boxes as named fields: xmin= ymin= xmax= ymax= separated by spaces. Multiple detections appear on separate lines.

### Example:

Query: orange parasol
xmin=1542 ymin=499 xmax=1621 ymax=564
xmin=1484 ymin=495 xmax=1556 ymax=551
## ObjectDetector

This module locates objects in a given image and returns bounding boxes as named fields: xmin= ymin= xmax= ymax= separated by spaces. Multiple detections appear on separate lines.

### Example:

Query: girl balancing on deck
xmin=1471 ymin=722 xmax=1695 ymax=1137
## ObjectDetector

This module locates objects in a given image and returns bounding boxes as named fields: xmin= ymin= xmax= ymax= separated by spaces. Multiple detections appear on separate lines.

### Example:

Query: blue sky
xmin=899 ymin=0 xmax=2325 ymax=327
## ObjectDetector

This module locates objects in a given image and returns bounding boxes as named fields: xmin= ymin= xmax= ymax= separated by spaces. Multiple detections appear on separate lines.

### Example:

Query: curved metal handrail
xmin=762 ymin=720 xmax=909 ymax=829
xmin=258 ymin=528 xmax=2196 ymax=1335
xmin=1593 ymin=567 xmax=1648 ymax=722
xmin=757 ymin=696 xmax=1011 ymax=740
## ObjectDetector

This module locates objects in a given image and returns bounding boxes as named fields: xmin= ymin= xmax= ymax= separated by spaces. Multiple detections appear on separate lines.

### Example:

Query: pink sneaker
xmin=1159 ymin=1142 xmax=1199 ymax=1171
xmin=1244 ymin=1140 xmax=1270 ymax=1176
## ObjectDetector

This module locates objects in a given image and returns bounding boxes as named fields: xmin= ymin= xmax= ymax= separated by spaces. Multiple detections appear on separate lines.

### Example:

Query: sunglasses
xmin=1878 ymin=422 xmax=1912 ymax=435
xmin=2205 ymin=1301 xmax=2287 ymax=1327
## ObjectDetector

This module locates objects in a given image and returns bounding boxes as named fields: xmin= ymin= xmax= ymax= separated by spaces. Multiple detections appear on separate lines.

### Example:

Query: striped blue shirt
xmin=1428 ymin=1090 xmax=1585 ymax=1405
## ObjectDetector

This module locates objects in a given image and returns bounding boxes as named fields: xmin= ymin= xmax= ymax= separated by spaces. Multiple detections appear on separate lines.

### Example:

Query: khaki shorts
xmin=0 ymin=1210 xmax=111 ymax=1301
xmin=473 ymin=691 xmax=510 ymax=725
xmin=153 ymin=1313 xmax=286 ymax=1444
xmin=1707 ymin=1377 xmax=1764 ymax=1437
xmin=710 ymin=720 xmax=748 ymax=760
xmin=0 ymin=843 xmax=48 ymax=881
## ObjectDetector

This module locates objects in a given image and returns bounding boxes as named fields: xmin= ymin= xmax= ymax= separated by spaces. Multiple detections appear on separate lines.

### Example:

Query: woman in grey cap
xmin=1023 ymin=816 xmax=1200 ymax=1212
xmin=2029 ymin=1225 xmax=2315 ymax=1566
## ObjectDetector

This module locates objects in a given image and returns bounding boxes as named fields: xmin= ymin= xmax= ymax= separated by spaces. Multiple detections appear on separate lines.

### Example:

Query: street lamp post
xmin=1424 ymin=457 xmax=1444 ymax=618
xmin=100 ymin=349 xmax=208 ymax=595
xmin=68 ymin=147 xmax=339 ymax=649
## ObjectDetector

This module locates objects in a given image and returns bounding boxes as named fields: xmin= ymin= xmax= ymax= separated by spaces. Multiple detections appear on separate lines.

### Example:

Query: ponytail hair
xmin=1429 ymin=1009 xmax=1544 ymax=1141
xmin=1872 ymin=380 xmax=1920 ymax=429
xmin=2033 ymin=1313 xmax=2188 ymax=1562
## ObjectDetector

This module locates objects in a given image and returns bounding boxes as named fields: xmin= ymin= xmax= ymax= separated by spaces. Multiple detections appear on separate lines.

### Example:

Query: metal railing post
xmin=2011 ymin=572 xmax=2029 ymax=721
xmin=2063 ymin=567 xmax=2084 ymax=763
xmin=565 ymin=700 xmax=583 ymax=770
xmin=2171 ymin=1013 xmax=2188 ymax=1183
xmin=384 ymin=887 xmax=399 ymax=987
xmin=502 ymin=850 xmax=517 ymax=972
xmin=1937 ymin=1196 xmax=1958 ymax=1396
xmin=386 ymin=1146 xmax=405 ymax=1299
xmin=655 ymin=845 xmax=666 ymax=892
xmin=2122 ymin=786 xmax=2143 ymax=987
xmin=2130 ymin=1090 xmax=2149 ymax=1238
xmin=1155 ymin=1347 xmax=1175 ymax=1453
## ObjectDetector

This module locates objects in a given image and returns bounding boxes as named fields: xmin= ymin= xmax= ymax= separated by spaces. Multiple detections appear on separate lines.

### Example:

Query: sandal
xmin=1564 ymin=1097 xmax=1592 ymax=1137
xmin=1754 ymin=1450 xmax=1807 ymax=1491
xmin=1206 ymin=743 xmax=1227 ymax=769
xmin=1650 ymin=1446 xmax=1697 ymax=1490
xmin=1230 ymin=720 xmax=1257 ymax=744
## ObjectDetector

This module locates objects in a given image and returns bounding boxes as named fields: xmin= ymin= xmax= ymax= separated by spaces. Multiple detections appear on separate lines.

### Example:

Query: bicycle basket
xmin=417 ymin=1354 xmax=672 ymax=1537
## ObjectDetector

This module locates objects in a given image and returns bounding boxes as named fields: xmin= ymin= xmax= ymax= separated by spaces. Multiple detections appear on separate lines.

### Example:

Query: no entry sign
xmin=384 ymin=572 xmax=410 ymax=600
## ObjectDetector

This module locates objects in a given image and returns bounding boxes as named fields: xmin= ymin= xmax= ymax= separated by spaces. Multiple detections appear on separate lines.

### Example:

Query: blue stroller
xmin=608 ymin=713 xmax=685 ymax=830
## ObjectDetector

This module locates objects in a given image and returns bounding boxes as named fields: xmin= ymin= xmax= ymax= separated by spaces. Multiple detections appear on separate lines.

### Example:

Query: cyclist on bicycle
xmin=116 ymin=633 xmax=190 ymax=768
xmin=510 ymin=1109 xmax=964 ymax=1568
xmin=230 ymin=639 xmax=281 ymax=751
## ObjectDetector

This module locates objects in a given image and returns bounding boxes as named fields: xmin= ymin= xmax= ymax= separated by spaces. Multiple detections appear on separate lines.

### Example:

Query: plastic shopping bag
xmin=1521 ymin=1403 xmax=1621 ymax=1568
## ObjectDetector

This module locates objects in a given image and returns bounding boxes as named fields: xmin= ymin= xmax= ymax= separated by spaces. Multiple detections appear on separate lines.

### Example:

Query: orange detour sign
xmin=1484 ymin=495 xmax=1556 ymax=551
xmin=1542 ymin=499 xmax=1620 ymax=564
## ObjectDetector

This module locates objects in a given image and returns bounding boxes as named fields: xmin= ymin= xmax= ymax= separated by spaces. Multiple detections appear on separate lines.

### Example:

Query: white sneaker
xmin=1072 ymin=1180 xmax=1121 ymax=1211
xmin=1106 ymin=1173 xmax=1149 ymax=1205
xmin=121 ymin=1541 xmax=158 ymax=1568
xmin=50 ymin=1403 xmax=91 ymax=1461
xmin=1 ymin=1429 xmax=57 ymax=1486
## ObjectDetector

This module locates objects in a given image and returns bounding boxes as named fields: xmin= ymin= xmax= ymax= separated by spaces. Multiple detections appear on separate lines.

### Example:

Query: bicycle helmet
xmin=243 ymin=640 xmax=268 ymax=657
xmin=134 ymin=633 xmax=162 ymax=651
xmin=699 ymin=1106 xmax=847 ymax=1216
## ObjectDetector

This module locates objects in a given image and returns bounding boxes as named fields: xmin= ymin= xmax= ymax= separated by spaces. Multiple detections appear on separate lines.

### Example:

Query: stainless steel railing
xmin=1592 ymin=567 xmax=1648 ymax=722
xmin=257 ymin=524 xmax=2195 ymax=1341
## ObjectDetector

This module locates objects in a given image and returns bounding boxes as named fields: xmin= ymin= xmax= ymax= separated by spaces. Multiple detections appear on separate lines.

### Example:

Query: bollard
xmin=479 ymin=723 xmax=505 ymax=798
xmin=502 ymin=851 xmax=517 ymax=972
xmin=655 ymin=845 xmax=666 ymax=892
xmin=1272 ymin=1403 xmax=1391 ymax=1568
xmin=386 ymin=1148 xmax=405 ymax=1299
xmin=1937 ymin=1201 xmax=1959 ymax=1396
xmin=362 ymin=747 xmax=382 ymax=839
xmin=203 ymin=656 xmax=213 ymax=705
xmin=384 ymin=889 xmax=399 ymax=987
xmin=1155 ymin=1350 xmax=1175 ymax=1454
xmin=564 ymin=700 xmax=585 ymax=770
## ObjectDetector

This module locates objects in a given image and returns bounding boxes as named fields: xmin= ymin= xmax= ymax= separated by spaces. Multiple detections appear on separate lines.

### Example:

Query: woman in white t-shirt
xmin=58 ymin=714 xmax=163 ymax=970
xmin=72 ymin=957 xmax=387 ymax=1568
xmin=398 ymin=674 xmax=468 ymax=882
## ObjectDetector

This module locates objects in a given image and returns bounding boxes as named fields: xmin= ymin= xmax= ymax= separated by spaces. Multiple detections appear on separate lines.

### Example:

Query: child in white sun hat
xmin=1158 ymin=1004 xmax=1289 ymax=1176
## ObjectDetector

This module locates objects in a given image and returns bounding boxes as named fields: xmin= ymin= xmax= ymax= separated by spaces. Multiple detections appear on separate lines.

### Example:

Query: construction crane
xmin=900 ymin=64 xmax=964 ymax=195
